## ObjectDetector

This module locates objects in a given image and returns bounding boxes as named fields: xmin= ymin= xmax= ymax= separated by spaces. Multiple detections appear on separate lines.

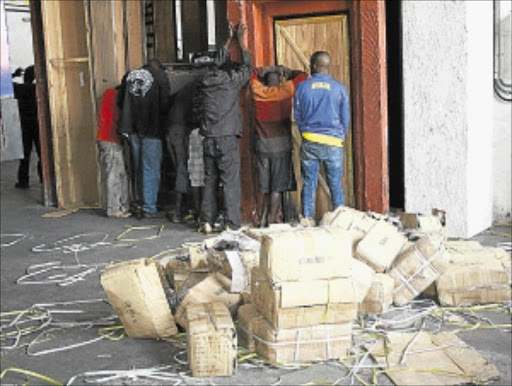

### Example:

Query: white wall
xmin=5 ymin=8 xmax=33 ymax=78
xmin=493 ymin=12 xmax=512 ymax=222
xmin=402 ymin=1 xmax=494 ymax=238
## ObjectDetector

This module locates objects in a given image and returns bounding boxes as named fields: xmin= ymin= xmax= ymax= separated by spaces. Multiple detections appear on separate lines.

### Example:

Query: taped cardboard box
xmin=186 ymin=302 xmax=237 ymax=377
xmin=238 ymin=304 xmax=352 ymax=363
xmin=251 ymin=268 xmax=357 ymax=329
xmin=207 ymin=250 xmax=259 ymax=293
xmin=100 ymin=259 xmax=178 ymax=339
xmin=175 ymin=273 xmax=242 ymax=328
xmin=388 ymin=235 xmax=450 ymax=306
xmin=352 ymin=259 xmax=376 ymax=303
xmin=436 ymin=265 xmax=510 ymax=306
xmin=320 ymin=206 xmax=377 ymax=250
xmin=355 ymin=220 xmax=407 ymax=273
xmin=260 ymin=227 xmax=352 ymax=282
xmin=447 ymin=240 xmax=511 ymax=283
xmin=359 ymin=273 xmax=394 ymax=315
xmin=244 ymin=224 xmax=295 ymax=243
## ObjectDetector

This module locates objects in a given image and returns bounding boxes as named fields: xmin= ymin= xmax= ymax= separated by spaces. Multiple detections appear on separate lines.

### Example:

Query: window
xmin=175 ymin=0 xmax=183 ymax=61
xmin=494 ymin=0 xmax=511 ymax=101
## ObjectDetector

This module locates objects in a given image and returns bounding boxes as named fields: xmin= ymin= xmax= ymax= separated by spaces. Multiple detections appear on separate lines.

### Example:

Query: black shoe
xmin=15 ymin=182 xmax=29 ymax=189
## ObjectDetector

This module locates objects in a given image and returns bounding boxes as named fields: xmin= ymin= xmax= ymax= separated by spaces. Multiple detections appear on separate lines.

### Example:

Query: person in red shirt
xmin=250 ymin=66 xmax=308 ymax=226
xmin=96 ymin=87 xmax=130 ymax=218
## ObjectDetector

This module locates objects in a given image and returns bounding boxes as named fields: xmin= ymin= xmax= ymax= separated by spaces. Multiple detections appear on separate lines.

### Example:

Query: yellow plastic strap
xmin=0 ymin=368 xmax=62 ymax=385
xmin=302 ymin=133 xmax=344 ymax=147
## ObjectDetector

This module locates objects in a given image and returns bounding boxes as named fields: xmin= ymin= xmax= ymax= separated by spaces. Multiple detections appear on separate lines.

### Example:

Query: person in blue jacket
xmin=293 ymin=51 xmax=350 ymax=224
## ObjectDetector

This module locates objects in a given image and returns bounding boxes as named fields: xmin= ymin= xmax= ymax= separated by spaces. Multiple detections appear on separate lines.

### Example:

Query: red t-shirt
xmin=96 ymin=88 xmax=120 ymax=143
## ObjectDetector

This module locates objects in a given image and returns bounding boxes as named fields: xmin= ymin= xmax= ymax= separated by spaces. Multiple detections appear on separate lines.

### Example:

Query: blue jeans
xmin=300 ymin=140 xmax=344 ymax=218
xmin=130 ymin=135 xmax=162 ymax=213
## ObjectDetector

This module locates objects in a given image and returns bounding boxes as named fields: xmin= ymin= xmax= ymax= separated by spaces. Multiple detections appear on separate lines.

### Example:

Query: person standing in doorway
xmin=294 ymin=51 xmax=350 ymax=225
xmin=250 ymin=65 xmax=307 ymax=227
xmin=14 ymin=65 xmax=42 ymax=189
xmin=196 ymin=24 xmax=252 ymax=234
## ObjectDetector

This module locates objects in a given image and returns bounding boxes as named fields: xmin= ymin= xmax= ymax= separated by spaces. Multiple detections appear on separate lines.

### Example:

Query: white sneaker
xmin=300 ymin=217 xmax=316 ymax=227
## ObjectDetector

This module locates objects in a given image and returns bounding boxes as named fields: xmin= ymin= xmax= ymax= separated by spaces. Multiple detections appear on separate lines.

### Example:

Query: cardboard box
xmin=447 ymin=240 xmax=511 ymax=284
xmin=100 ymin=259 xmax=178 ymax=338
xmin=207 ymin=250 xmax=260 ymax=293
xmin=244 ymin=224 xmax=295 ymax=243
xmin=436 ymin=265 xmax=510 ymax=306
xmin=175 ymin=273 xmax=242 ymax=328
xmin=320 ymin=205 xmax=366 ymax=228
xmin=352 ymin=259 xmax=376 ymax=303
xmin=251 ymin=268 xmax=357 ymax=329
xmin=388 ymin=235 xmax=450 ymax=306
xmin=238 ymin=304 xmax=352 ymax=363
xmin=259 ymin=228 xmax=352 ymax=282
xmin=186 ymin=302 xmax=237 ymax=377
xmin=355 ymin=221 xmax=407 ymax=273
xmin=359 ymin=274 xmax=394 ymax=315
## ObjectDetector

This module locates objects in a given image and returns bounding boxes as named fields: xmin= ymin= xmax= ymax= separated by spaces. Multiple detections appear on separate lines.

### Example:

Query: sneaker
xmin=224 ymin=224 xmax=241 ymax=232
xmin=199 ymin=222 xmax=213 ymax=235
xmin=15 ymin=182 xmax=29 ymax=189
xmin=300 ymin=217 xmax=316 ymax=227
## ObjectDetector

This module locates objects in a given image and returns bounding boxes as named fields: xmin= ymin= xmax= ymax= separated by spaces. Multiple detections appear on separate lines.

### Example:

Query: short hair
xmin=264 ymin=71 xmax=280 ymax=86
xmin=310 ymin=51 xmax=331 ymax=70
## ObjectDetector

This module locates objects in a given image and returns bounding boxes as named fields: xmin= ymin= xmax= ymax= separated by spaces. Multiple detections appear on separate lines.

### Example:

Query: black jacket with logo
xmin=118 ymin=65 xmax=171 ymax=139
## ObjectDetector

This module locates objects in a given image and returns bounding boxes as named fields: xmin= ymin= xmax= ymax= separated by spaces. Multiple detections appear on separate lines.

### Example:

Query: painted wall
xmin=5 ymin=6 xmax=33 ymax=79
xmin=493 ymin=12 xmax=511 ymax=222
xmin=402 ymin=1 xmax=494 ymax=238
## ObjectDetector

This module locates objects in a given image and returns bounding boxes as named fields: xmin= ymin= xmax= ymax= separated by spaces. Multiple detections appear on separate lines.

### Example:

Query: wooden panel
xmin=154 ymin=0 xmax=175 ymax=63
xmin=30 ymin=0 xmax=57 ymax=206
xmin=126 ymin=0 xmax=143 ymax=69
xmin=276 ymin=14 xmax=354 ymax=221
xmin=41 ymin=0 xmax=98 ymax=208
xmin=113 ymin=0 xmax=127 ymax=79
xmin=87 ymin=0 xmax=119 ymax=113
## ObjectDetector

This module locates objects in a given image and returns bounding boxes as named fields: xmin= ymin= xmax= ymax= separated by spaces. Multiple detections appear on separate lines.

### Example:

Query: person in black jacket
xmin=118 ymin=59 xmax=171 ymax=218
xmin=196 ymin=24 xmax=252 ymax=233
xmin=14 ymin=65 xmax=42 ymax=189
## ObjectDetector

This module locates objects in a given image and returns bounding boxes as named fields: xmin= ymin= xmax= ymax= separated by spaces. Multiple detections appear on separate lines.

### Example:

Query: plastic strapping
xmin=392 ymin=244 xmax=446 ymax=296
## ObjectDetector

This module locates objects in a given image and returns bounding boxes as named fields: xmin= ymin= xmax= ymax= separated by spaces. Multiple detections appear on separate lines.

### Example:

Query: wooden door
xmin=275 ymin=15 xmax=353 ymax=220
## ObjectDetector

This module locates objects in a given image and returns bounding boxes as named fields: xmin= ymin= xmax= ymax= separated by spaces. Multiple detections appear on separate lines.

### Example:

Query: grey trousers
xmin=97 ymin=140 xmax=130 ymax=217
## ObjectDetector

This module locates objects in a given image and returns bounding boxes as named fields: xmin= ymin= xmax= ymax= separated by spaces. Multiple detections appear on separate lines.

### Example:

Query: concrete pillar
xmin=402 ymin=1 xmax=494 ymax=238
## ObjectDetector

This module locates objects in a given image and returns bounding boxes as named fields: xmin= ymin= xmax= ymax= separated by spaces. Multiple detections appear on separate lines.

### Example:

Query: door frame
xmin=228 ymin=0 xmax=389 ymax=214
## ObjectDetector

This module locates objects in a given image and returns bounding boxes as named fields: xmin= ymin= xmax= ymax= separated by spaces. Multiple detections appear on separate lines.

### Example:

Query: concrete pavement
xmin=1 ymin=160 xmax=511 ymax=385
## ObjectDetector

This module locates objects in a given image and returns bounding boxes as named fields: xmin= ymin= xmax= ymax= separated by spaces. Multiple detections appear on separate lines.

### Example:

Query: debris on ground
xmin=89 ymin=205 xmax=511 ymax=383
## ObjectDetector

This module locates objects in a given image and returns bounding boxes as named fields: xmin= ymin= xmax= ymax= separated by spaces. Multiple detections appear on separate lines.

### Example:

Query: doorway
xmin=274 ymin=14 xmax=354 ymax=220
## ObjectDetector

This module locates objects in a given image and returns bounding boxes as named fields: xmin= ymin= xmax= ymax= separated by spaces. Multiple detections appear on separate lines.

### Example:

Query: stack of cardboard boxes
xmin=238 ymin=227 xmax=357 ymax=363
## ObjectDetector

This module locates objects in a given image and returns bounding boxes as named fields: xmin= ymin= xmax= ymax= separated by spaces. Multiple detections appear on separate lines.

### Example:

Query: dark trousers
xmin=17 ymin=126 xmax=41 ymax=184
xmin=165 ymin=124 xmax=190 ymax=194
xmin=201 ymin=136 xmax=241 ymax=227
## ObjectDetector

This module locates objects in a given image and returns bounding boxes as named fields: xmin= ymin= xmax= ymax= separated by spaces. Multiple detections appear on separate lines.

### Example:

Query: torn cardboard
xmin=100 ymin=259 xmax=178 ymax=339
xmin=352 ymin=259 xmax=376 ymax=303
xmin=259 ymin=227 xmax=352 ymax=282
xmin=186 ymin=302 xmax=237 ymax=377
xmin=359 ymin=273 xmax=394 ymax=315
xmin=175 ymin=273 xmax=242 ymax=328
xmin=207 ymin=250 xmax=260 ymax=293
xmin=238 ymin=304 xmax=352 ymax=363
xmin=368 ymin=331 xmax=500 ymax=385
